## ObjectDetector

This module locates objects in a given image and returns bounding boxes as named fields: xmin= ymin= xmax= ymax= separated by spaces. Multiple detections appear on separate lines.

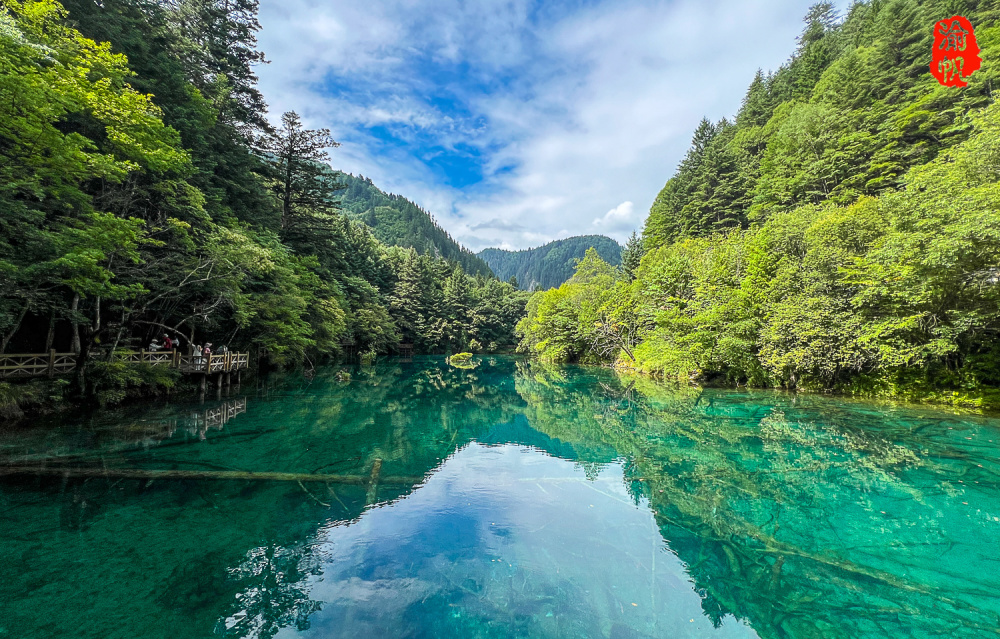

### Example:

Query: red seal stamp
xmin=931 ymin=16 xmax=980 ymax=87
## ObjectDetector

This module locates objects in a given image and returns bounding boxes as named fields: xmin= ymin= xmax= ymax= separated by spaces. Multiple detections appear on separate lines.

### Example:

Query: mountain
xmin=338 ymin=174 xmax=493 ymax=277
xmin=478 ymin=235 xmax=622 ymax=291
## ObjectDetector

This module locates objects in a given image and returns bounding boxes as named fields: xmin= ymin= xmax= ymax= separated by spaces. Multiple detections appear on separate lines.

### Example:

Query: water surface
xmin=1 ymin=357 xmax=998 ymax=638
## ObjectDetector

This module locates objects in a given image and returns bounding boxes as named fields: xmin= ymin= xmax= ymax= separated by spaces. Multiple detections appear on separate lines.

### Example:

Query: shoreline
xmin=607 ymin=361 xmax=1000 ymax=415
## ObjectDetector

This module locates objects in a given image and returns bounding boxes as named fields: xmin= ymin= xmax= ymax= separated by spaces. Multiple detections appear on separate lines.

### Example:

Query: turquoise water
xmin=1 ymin=357 xmax=998 ymax=638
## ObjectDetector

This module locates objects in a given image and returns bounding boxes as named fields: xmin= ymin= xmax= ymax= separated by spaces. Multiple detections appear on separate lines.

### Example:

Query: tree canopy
xmin=0 ymin=0 xmax=527 ymax=406
xmin=518 ymin=1 xmax=1000 ymax=408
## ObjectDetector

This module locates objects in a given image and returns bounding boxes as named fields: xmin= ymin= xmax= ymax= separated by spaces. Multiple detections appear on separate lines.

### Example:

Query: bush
xmin=86 ymin=361 xmax=180 ymax=408
xmin=0 ymin=381 xmax=50 ymax=420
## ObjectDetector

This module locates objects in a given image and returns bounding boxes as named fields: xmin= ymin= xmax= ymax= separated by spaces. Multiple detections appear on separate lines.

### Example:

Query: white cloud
xmin=593 ymin=201 xmax=637 ymax=234
xmin=256 ymin=0 xmax=836 ymax=250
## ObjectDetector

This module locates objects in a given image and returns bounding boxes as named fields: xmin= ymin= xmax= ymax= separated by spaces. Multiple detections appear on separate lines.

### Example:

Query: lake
xmin=0 ymin=356 xmax=998 ymax=638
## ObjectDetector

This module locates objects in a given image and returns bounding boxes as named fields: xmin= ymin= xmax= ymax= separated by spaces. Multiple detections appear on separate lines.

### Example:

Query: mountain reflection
xmin=1 ymin=357 xmax=998 ymax=639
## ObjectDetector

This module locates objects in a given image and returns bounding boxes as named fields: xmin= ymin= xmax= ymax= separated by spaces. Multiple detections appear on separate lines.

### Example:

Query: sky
xmin=256 ymin=0 xmax=824 ymax=251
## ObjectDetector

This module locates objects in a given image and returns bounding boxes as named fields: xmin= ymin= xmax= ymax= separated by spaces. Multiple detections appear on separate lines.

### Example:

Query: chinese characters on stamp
xmin=931 ymin=16 xmax=980 ymax=87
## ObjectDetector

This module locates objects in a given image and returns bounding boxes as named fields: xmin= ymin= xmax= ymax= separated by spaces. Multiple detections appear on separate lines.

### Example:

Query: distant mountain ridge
xmin=478 ymin=235 xmax=622 ymax=291
xmin=338 ymin=174 xmax=493 ymax=277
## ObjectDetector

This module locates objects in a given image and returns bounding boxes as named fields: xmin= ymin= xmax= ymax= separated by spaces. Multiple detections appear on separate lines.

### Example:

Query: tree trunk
xmin=109 ymin=308 xmax=129 ymax=359
xmin=281 ymin=151 xmax=294 ymax=229
xmin=44 ymin=310 xmax=56 ymax=353
xmin=92 ymin=296 xmax=101 ymax=334
xmin=70 ymin=294 xmax=81 ymax=355
xmin=0 ymin=302 xmax=28 ymax=354
xmin=73 ymin=296 xmax=102 ymax=399
xmin=74 ymin=327 xmax=91 ymax=398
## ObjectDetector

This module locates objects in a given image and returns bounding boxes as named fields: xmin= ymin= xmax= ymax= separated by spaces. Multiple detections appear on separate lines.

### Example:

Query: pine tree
xmin=388 ymin=250 xmax=426 ymax=346
xmin=735 ymin=70 xmax=774 ymax=128
xmin=443 ymin=266 xmax=471 ymax=349
xmin=258 ymin=111 xmax=344 ymax=234
xmin=621 ymin=232 xmax=645 ymax=281
xmin=644 ymin=118 xmax=722 ymax=247
xmin=165 ymin=0 xmax=269 ymax=131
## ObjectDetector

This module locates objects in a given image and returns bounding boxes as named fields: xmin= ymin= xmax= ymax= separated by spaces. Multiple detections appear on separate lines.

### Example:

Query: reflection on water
xmin=0 ymin=357 xmax=998 ymax=638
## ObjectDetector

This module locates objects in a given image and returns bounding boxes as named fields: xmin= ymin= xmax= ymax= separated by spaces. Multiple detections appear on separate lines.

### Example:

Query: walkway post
xmin=47 ymin=349 xmax=55 ymax=378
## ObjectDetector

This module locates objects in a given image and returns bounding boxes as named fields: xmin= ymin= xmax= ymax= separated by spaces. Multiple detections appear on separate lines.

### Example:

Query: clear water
xmin=1 ymin=357 xmax=998 ymax=639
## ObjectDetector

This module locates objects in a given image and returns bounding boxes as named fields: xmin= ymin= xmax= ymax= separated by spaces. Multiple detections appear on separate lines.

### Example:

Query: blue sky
xmin=257 ymin=0 xmax=827 ymax=250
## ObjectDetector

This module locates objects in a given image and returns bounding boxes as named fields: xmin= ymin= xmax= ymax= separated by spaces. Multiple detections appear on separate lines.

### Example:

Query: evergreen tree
xmin=621 ymin=232 xmax=645 ymax=282
xmin=258 ymin=111 xmax=343 ymax=235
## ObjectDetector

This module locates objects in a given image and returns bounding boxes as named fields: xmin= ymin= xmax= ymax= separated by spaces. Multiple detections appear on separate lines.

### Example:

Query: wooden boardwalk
xmin=0 ymin=349 xmax=249 ymax=380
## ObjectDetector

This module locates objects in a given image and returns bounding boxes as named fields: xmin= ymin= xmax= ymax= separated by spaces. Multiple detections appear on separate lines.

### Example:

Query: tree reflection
xmin=515 ymin=362 xmax=999 ymax=638
xmin=2 ymin=358 xmax=997 ymax=639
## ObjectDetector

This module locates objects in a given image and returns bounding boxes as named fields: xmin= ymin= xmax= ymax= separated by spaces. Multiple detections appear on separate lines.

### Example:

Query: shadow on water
xmin=0 ymin=356 xmax=998 ymax=638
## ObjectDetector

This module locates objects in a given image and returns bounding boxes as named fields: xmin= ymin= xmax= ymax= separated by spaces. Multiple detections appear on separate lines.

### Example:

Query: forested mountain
xmin=643 ymin=1 xmax=999 ymax=246
xmin=478 ymin=235 xmax=622 ymax=291
xmin=517 ymin=1 xmax=1000 ymax=407
xmin=339 ymin=174 xmax=493 ymax=277
xmin=0 ymin=0 xmax=527 ymax=409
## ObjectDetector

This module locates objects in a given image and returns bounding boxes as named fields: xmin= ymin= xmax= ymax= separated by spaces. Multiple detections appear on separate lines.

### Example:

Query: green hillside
xmin=479 ymin=235 xmax=622 ymax=291
xmin=642 ymin=2 xmax=1000 ymax=246
xmin=339 ymin=174 xmax=493 ymax=277
xmin=516 ymin=1 xmax=1000 ymax=407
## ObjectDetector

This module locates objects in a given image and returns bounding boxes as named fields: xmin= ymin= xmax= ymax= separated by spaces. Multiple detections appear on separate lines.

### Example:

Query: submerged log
xmin=0 ymin=465 xmax=423 ymax=485
xmin=366 ymin=458 xmax=383 ymax=504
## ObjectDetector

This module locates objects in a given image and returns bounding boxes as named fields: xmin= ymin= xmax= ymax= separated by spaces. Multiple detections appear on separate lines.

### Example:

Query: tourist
xmin=193 ymin=344 xmax=202 ymax=366
xmin=149 ymin=339 xmax=161 ymax=352
xmin=163 ymin=334 xmax=173 ymax=350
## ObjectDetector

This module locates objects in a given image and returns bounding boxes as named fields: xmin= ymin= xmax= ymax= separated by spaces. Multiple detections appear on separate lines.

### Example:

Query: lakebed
xmin=1 ymin=356 xmax=997 ymax=638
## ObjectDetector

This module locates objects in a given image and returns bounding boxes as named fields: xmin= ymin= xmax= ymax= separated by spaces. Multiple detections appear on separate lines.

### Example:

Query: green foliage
xmin=643 ymin=0 xmax=1000 ymax=245
xmin=516 ymin=248 xmax=620 ymax=363
xmin=479 ymin=235 xmax=623 ymax=291
xmin=339 ymin=174 xmax=493 ymax=277
xmin=0 ymin=0 xmax=529 ymax=415
xmin=387 ymin=248 xmax=529 ymax=353
xmin=85 ymin=360 xmax=179 ymax=407
xmin=620 ymin=231 xmax=645 ymax=282
xmin=606 ymin=102 xmax=1000 ymax=400
xmin=0 ymin=380 xmax=52 ymax=419
xmin=604 ymin=1 xmax=1000 ymax=403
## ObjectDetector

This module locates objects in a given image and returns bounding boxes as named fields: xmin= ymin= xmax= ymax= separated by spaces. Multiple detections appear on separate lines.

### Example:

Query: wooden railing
xmin=0 ymin=349 xmax=250 ymax=379
xmin=0 ymin=351 xmax=76 ymax=379
xmin=177 ymin=351 xmax=248 ymax=373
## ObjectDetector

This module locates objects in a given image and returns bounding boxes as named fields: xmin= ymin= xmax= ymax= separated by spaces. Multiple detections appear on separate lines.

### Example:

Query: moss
xmin=447 ymin=353 xmax=476 ymax=369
